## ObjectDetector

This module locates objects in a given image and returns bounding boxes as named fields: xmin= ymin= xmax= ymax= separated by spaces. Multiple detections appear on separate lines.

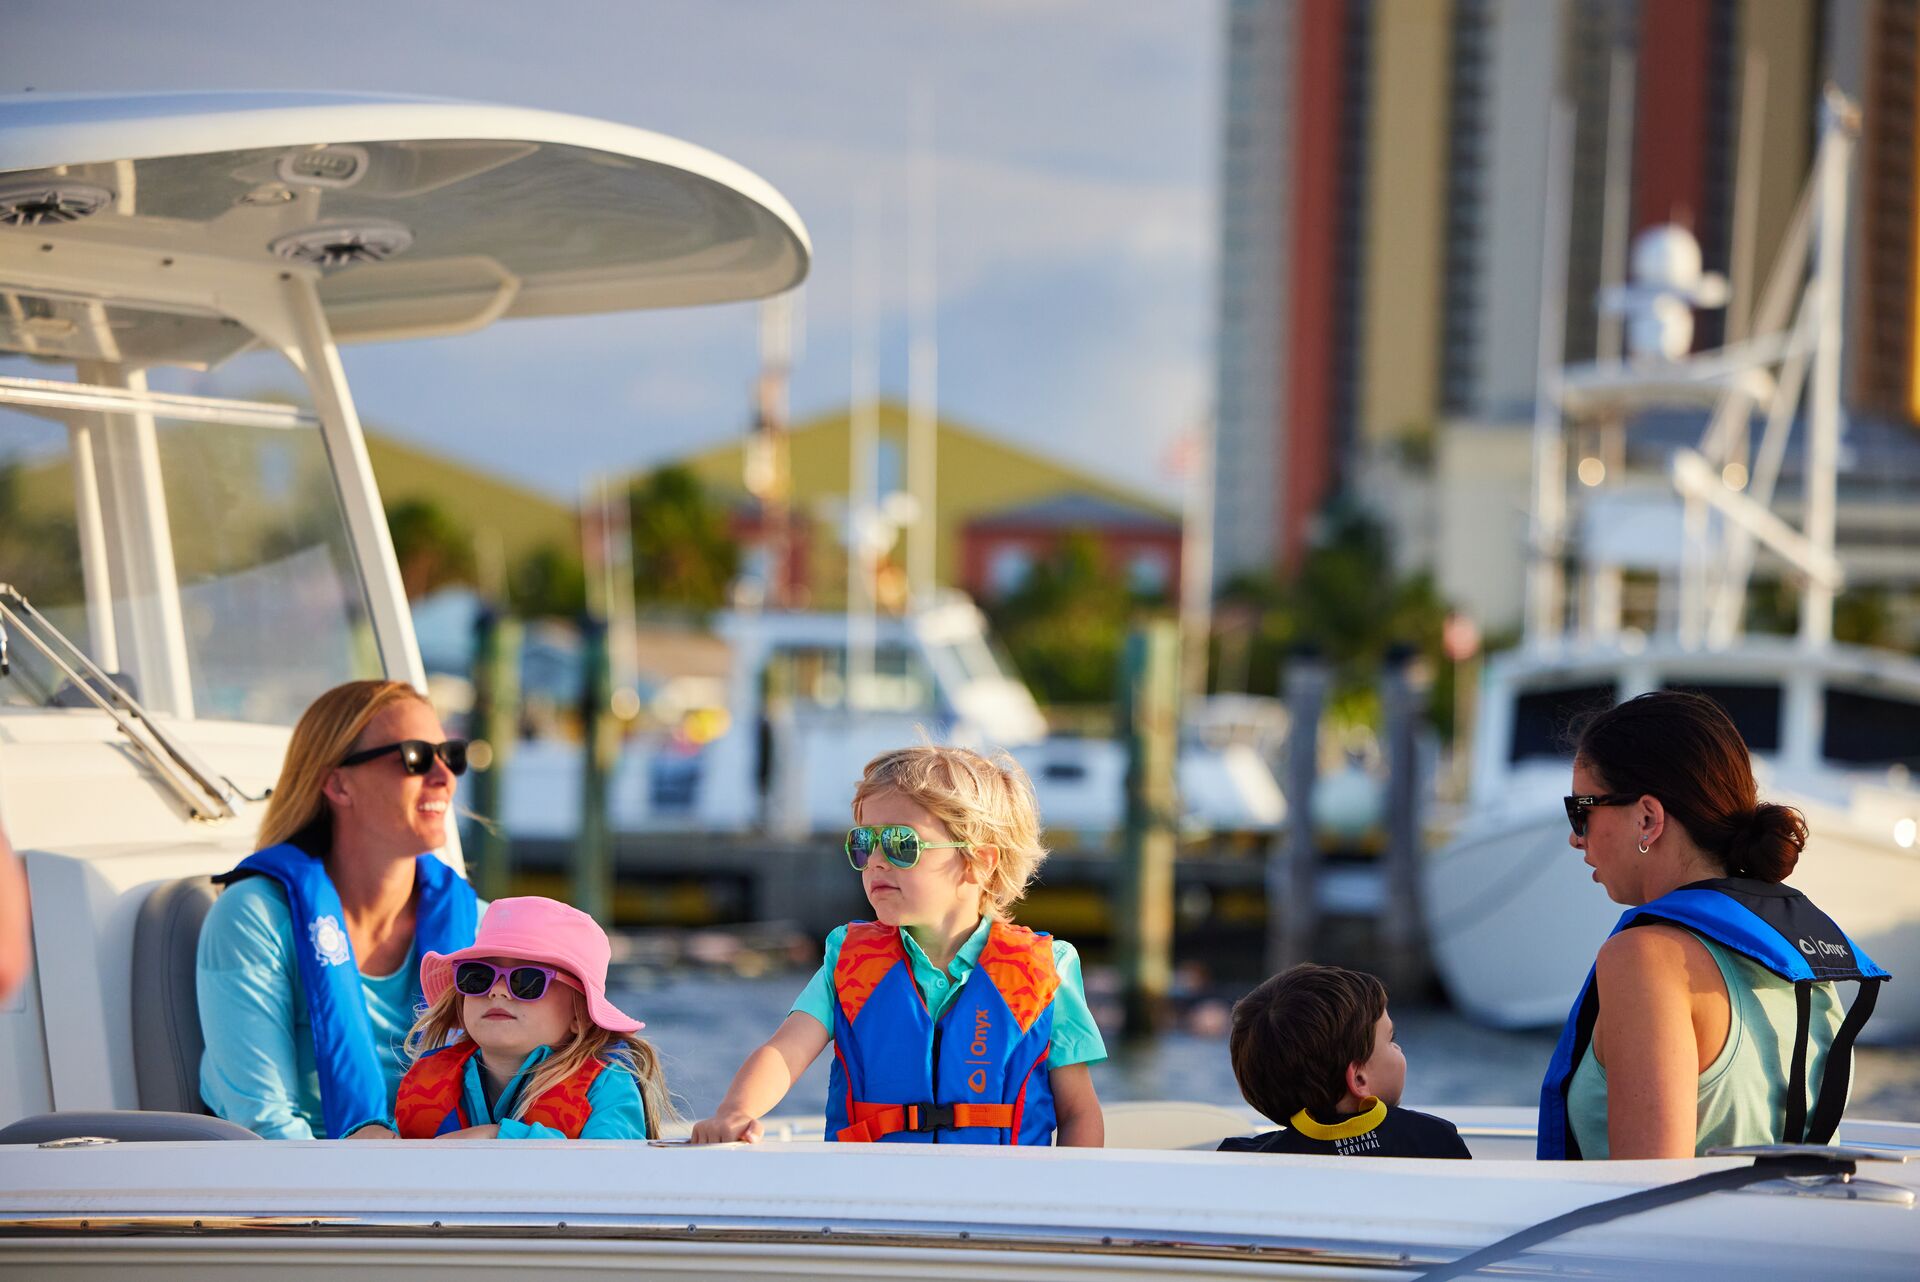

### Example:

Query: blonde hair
xmin=404 ymin=981 xmax=678 ymax=1139
xmin=258 ymin=679 xmax=429 ymax=850
xmin=852 ymin=746 xmax=1048 ymax=916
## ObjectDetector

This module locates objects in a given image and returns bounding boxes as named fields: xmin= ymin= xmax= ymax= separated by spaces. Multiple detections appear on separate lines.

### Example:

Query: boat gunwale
xmin=0 ymin=1210 xmax=1436 ymax=1270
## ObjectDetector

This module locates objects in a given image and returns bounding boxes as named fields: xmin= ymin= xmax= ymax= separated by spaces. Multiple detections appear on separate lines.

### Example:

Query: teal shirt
xmin=196 ymin=877 xmax=487 ymax=1139
xmin=1568 ymin=935 xmax=1845 ymax=1158
xmin=791 ymin=917 xmax=1107 ymax=1068
xmin=403 ymin=1043 xmax=649 ymax=1140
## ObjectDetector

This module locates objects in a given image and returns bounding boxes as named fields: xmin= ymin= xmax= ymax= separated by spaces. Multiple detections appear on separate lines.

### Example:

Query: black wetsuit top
xmin=1218 ymin=1102 xmax=1471 ymax=1159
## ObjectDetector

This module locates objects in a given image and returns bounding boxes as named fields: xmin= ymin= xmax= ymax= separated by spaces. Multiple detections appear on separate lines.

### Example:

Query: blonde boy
xmin=692 ymin=746 xmax=1106 ymax=1146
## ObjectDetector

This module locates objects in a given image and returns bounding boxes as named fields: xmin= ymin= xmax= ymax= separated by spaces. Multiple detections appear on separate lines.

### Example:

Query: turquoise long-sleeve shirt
xmin=397 ymin=1042 xmax=649 ymax=1139
xmin=196 ymin=876 xmax=486 ymax=1139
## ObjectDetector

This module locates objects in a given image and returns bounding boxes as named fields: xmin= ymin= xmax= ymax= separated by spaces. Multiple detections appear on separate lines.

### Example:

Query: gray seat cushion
xmin=0 ymin=1109 xmax=259 ymax=1144
xmin=130 ymin=875 xmax=216 ymax=1114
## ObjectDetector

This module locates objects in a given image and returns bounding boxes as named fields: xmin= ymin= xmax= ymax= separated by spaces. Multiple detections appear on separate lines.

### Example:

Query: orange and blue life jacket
xmin=826 ymin=919 xmax=1059 ymax=1145
xmin=395 ymin=1040 xmax=605 ymax=1138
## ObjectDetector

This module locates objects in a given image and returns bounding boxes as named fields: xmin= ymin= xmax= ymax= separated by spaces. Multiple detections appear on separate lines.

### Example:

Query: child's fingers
xmin=741 ymin=1117 xmax=764 ymax=1143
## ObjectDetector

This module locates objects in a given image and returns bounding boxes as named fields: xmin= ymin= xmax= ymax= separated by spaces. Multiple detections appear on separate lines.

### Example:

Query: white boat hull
xmin=1424 ymin=803 xmax=1920 ymax=1043
xmin=4 ymin=1119 xmax=1920 ymax=1280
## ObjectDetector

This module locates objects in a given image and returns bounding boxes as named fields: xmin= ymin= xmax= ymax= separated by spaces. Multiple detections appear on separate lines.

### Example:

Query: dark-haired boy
xmin=1219 ymin=962 xmax=1470 ymax=1158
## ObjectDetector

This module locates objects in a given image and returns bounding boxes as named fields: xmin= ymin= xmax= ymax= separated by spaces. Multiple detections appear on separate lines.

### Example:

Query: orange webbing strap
xmin=835 ymin=1100 xmax=1017 ymax=1143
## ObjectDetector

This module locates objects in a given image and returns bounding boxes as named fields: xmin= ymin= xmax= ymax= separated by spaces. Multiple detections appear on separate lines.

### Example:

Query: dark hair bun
xmin=1729 ymin=803 xmax=1806 ymax=882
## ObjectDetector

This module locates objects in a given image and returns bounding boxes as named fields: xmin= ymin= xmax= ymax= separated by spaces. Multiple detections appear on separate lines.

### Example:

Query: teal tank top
xmin=1568 ymin=935 xmax=1845 ymax=1158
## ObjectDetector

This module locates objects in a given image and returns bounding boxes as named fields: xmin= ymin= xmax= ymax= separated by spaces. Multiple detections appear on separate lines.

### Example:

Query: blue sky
xmin=4 ymin=1 xmax=1220 ymax=502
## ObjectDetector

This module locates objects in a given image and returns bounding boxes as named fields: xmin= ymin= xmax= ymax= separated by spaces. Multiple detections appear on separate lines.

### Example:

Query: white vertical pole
xmin=281 ymin=275 xmax=426 ymax=691
xmin=1525 ymin=102 xmax=1576 ymax=650
xmin=848 ymin=193 xmax=878 ymax=707
xmin=77 ymin=362 xmax=193 ymax=717
xmin=65 ymin=418 xmax=119 ymax=673
xmin=907 ymin=88 xmax=939 ymax=607
xmin=1801 ymin=93 xmax=1852 ymax=651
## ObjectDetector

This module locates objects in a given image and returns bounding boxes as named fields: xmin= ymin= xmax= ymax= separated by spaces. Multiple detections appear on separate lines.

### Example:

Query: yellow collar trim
xmin=1287 ymin=1097 xmax=1387 ymax=1141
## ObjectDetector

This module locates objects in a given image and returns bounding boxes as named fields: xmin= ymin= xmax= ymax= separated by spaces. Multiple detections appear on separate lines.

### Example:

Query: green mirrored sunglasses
xmin=845 ymin=824 xmax=971 ymax=870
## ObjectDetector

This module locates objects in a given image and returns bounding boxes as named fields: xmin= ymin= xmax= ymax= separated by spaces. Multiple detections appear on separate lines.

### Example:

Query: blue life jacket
xmin=826 ymin=919 xmax=1059 ymax=1145
xmin=1538 ymin=877 xmax=1888 ymax=1159
xmin=218 ymin=842 xmax=478 ymax=1139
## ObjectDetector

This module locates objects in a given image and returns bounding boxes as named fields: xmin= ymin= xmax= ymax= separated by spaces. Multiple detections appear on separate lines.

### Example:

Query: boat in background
xmin=1422 ymin=92 xmax=1920 ymax=1041
xmin=500 ymin=594 xmax=1287 ymax=842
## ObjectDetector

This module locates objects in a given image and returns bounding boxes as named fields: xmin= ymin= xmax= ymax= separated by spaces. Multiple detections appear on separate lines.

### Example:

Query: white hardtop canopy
xmin=0 ymin=91 xmax=811 ymax=366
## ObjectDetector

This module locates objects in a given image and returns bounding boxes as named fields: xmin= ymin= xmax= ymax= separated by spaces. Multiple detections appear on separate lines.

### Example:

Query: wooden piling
xmin=1269 ymin=653 xmax=1327 ymax=975
xmin=574 ymin=616 xmax=616 ymax=926
xmin=1117 ymin=620 xmax=1180 ymax=1041
xmin=1380 ymin=645 xmax=1432 ymax=994
xmin=467 ymin=607 xmax=521 ymax=903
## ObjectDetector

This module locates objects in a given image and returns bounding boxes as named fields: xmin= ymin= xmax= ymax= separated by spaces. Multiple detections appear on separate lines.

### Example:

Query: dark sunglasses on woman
xmin=340 ymin=738 xmax=470 ymax=777
xmin=1563 ymin=792 xmax=1637 ymax=837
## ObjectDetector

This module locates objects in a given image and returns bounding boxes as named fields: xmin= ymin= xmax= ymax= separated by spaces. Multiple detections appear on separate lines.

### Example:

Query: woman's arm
xmin=1049 ymin=1062 xmax=1104 ymax=1147
xmin=1596 ymin=926 xmax=1702 ymax=1159
xmin=195 ymin=881 xmax=316 ymax=1140
xmin=690 ymin=1012 xmax=831 ymax=1143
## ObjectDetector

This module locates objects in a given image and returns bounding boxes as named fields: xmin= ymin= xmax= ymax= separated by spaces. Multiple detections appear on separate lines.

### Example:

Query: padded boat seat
xmin=0 ymin=1109 xmax=258 ymax=1144
xmin=130 ymin=874 xmax=217 ymax=1114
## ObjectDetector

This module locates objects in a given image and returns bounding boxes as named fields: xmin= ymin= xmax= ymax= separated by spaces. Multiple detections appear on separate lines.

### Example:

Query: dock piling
xmin=1117 ymin=620 xmax=1180 ymax=1041
xmin=467 ymin=606 xmax=521 ymax=902
xmin=1269 ymin=652 xmax=1326 ymax=975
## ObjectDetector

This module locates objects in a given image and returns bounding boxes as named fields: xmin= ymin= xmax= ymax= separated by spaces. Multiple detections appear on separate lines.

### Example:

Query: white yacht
xmin=501 ymin=595 xmax=1288 ymax=840
xmin=1422 ymin=94 xmax=1920 ymax=1041
xmin=2 ymin=92 xmax=1917 ymax=1281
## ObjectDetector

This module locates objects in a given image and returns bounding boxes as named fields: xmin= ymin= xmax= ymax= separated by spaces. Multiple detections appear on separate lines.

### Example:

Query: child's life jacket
xmin=827 ymin=919 xmax=1059 ymax=1145
xmin=395 ymin=1040 xmax=605 ymax=1138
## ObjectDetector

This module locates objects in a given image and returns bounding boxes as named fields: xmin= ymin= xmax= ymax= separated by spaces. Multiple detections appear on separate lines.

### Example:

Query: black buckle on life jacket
xmin=905 ymin=1103 xmax=954 ymax=1133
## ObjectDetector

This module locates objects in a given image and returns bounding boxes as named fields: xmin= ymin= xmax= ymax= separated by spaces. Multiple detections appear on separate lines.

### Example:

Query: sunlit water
xmin=612 ymin=970 xmax=1920 ymax=1126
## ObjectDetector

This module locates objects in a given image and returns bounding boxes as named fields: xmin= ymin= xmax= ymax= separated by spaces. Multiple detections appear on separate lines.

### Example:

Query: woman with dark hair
xmin=197 ymin=680 xmax=481 ymax=1139
xmin=1537 ymin=691 xmax=1888 ymax=1160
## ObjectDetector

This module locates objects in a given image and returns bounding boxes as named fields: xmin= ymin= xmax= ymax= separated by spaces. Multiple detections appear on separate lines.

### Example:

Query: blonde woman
xmin=692 ymin=745 xmax=1107 ymax=1147
xmin=196 ymin=680 xmax=480 ymax=1139
xmin=394 ymin=897 xmax=673 ymax=1139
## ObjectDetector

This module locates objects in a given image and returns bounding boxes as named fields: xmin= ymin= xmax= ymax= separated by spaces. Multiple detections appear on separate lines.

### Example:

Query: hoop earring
xmin=1637 ymin=840 xmax=1651 ymax=854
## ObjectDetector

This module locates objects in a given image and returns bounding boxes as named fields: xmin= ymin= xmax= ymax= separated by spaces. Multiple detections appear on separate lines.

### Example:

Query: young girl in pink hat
xmin=393 ymin=896 xmax=673 ymax=1140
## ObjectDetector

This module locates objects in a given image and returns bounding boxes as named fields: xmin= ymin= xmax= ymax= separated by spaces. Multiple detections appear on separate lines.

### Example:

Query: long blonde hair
xmin=259 ymin=679 xmax=428 ymax=850
xmin=403 ymin=982 xmax=677 ymax=1138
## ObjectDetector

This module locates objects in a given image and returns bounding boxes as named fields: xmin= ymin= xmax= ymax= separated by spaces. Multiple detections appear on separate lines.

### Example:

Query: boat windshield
xmin=0 ymin=391 xmax=379 ymax=727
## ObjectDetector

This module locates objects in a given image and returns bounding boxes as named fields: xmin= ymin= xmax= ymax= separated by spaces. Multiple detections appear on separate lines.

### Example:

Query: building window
xmin=1128 ymin=551 xmax=1170 ymax=598
xmin=988 ymin=545 xmax=1035 ymax=599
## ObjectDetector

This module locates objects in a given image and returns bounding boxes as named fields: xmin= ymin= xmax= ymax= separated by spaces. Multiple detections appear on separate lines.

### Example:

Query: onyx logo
xmin=967 ymin=1007 xmax=993 ymax=1093
xmin=1798 ymin=938 xmax=1850 ymax=958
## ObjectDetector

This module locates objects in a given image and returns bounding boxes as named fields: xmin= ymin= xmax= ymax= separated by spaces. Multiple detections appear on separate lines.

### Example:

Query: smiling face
xmin=1569 ymin=757 xmax=1645 ymax=905
xmin=854 ymin=789 xmax=985 ymax=931
xmin=460 ymin=956 xmax=582 ymax=1066
xmin=328 ymin=699 xmax=455 ymax=855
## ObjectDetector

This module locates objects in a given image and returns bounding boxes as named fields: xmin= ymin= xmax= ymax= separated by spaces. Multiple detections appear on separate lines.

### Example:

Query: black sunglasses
xmin=1563 ymin=793 xmax=1637 ymax=837
xmin=341 ymin=738 xmax=469 ymax=777
xmin=453 ymin=960 xmax=558 ymax=1001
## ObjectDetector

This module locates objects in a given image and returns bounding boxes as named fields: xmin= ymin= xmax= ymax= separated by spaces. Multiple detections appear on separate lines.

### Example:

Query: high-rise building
xmin=1211 ymin=0 xmax=1911 ymax=604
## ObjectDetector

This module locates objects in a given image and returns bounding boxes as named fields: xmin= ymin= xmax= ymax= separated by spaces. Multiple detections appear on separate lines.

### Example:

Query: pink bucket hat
xmin=420 ymin=896 xmax=643 ymax=1034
